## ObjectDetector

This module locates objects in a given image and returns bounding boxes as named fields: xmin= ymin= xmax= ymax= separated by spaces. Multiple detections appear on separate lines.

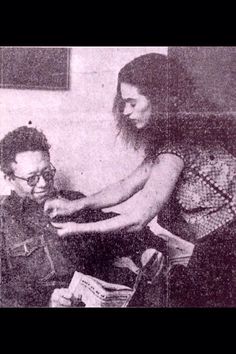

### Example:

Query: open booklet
xmin=68 ymin=271 xmax=135 ymax=308
xmin=66 ymin=235 xmax=191 ymax=308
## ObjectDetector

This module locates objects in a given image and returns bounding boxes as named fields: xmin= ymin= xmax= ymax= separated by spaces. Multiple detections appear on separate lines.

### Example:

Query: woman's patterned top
xmin=156 ymin=142 xmax=236 ymax=240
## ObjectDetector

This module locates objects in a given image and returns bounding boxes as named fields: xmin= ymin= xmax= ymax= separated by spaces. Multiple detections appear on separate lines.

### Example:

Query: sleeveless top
xmin=156 ymin=142 xmax=236 ymax=240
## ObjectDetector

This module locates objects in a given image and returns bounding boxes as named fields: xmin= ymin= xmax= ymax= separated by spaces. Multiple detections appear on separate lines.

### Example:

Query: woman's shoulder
xmin=154 ymin=140 xmax=236 ymax=168
xmin=155 ymin=140 xmax=196 ymax=164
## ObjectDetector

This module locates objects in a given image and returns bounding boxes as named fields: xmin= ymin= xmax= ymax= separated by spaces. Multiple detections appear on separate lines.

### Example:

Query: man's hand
xmin=51 ymin=221 xmax=80 ymax=237
xmin=49 ymin=288 xmax=73 ymax=307
xmin=44 ymin=197 xmax=83 ymax=218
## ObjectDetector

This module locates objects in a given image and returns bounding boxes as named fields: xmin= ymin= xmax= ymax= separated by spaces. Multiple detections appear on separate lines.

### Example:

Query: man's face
xmin=9 ymin=150 xmax=55 ymax=204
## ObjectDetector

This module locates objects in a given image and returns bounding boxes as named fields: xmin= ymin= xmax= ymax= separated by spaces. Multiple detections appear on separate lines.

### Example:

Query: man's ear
xmin=4 ymin=173 xmax=16 ymax=187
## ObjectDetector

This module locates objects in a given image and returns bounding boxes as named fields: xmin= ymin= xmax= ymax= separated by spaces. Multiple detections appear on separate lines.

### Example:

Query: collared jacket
xmin=0 ymin=190 xmax=162 ymax=307
xmin=0 ymin=190 xmax=117 ymax=307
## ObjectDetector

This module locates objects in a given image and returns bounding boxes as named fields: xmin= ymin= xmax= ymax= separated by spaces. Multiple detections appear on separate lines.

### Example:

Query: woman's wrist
xmin=73 ymin=197 xmax=88 ymax=212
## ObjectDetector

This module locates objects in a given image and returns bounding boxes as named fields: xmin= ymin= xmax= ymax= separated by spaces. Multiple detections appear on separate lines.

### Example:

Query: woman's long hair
xmin=113 ymin=53 xmax=169 ymax=158
xmin=113 ymin=53 xmax=233 ymax=159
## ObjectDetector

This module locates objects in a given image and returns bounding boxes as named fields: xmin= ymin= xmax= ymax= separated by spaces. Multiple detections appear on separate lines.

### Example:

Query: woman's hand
xmin=49 ymin=288 xmax=73 ymax=307
xmin=51 ymin=221 xmax=80 ymax=237
xmin=44 ymin=197 xmax=84 ymax=218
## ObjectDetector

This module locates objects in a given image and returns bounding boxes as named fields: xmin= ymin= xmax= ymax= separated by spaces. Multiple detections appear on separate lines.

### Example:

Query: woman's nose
xmin=123 ymin=103 xmax=133 ymax=116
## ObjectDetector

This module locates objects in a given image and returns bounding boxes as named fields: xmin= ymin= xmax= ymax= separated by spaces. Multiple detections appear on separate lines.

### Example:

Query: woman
xmin=45 ymin=53 xmax=236 ymax=307
xmin=46 ymin=53 xmax=182 ymax=234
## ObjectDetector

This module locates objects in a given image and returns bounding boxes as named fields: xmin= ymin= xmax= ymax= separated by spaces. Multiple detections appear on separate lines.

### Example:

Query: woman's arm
xmin=52 ymin=154 xmax=184 ymax=236
xmin=45 ymin=158 xmax=153 ymax=217
xmin=82 ymin=157 xmax=153 ymax=210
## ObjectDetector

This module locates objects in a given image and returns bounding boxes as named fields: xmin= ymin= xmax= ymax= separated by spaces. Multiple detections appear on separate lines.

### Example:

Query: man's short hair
xmin=0 ymin=126 xmax=51 ymax=176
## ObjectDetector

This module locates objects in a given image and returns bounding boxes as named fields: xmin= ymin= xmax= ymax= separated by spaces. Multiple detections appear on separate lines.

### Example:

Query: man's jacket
xmin=0 ymin=190 xmax=163 ymax=307
xmin=0 ymin=190 xmax=115 ymax=307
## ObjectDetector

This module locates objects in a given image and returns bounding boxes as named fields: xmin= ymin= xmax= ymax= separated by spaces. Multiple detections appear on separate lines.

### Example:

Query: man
xmin=0 ymin=126 xmax=165 ymax=307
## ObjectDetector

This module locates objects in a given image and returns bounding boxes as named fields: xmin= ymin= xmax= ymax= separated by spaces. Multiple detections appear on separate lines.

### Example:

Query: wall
xmin=169 ymin=47 xmax=236 ymax=112
xmin=168 ymin=47 xmax=236 ymax=156
xmin=0 ymin=47 xmax=168 ymax=213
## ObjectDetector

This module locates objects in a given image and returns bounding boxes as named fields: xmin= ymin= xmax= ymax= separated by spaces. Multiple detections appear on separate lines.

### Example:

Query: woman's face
xmin=120 ymin=82 xmax=152 ymax=129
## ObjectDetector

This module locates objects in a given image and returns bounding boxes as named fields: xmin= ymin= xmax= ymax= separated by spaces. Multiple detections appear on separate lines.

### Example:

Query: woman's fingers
xmin=51 ymin=222 xmax=64 ymax=229
xmin=45 ymin=197 xmax=86 ymax=218
xmin=44 ymin=198 xmax=71 ymax=217
xmin=51 ymin=222 xmax=78 ymax=237
xmin=44 ymin=199 xmax=60 ymax=217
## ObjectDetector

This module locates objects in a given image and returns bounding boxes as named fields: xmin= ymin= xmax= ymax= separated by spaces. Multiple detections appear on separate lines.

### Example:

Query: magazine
xmin=68 ymin=271 xmax=135 ymax=307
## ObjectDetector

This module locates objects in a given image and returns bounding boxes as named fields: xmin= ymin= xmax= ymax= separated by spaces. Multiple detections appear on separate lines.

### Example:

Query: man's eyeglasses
xmin=12 ymin=163 xmax=56 ymax=187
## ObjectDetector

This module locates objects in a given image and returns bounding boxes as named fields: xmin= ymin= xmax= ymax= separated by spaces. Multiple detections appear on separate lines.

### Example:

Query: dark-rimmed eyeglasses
xmin=12 ymin=163 xmax=56 ymax=187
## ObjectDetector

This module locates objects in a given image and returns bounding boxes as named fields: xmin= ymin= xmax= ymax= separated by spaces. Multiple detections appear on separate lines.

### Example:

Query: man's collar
xmin=7 ymin=191 xmax=25 ymax=212
xmin=7 ymin=189 xmax=59 ymax=214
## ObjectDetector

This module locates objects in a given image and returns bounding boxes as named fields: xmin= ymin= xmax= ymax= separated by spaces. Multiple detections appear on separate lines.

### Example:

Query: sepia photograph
xmin=0 ymin=46 xmax=235 ymax=308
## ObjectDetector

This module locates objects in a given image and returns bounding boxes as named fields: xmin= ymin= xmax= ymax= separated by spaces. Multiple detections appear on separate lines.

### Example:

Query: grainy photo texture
xmin=0 ymin=47 xmax=235 ymax=308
